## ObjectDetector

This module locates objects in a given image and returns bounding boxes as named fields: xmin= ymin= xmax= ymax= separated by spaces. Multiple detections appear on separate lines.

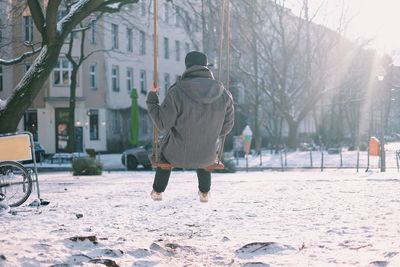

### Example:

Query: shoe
xmin=198 ymin=191 xmax=209 ymax=203
xmin=150 ymin=190 xmax=162 ymax=201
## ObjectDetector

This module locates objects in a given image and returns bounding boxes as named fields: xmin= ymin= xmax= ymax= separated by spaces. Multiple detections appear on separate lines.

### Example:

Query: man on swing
xmin=146 ymin=51 xmax=234 ymax=203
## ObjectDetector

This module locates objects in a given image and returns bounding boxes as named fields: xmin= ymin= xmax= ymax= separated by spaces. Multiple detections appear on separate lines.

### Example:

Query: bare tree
xmin=64 ymin=17 xmax=108 ymax=152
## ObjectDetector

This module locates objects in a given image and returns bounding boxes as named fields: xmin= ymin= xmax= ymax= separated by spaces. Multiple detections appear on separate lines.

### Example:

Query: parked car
xmin=327 ymin=147 xmax=341 ymax=154
xmin=298 ymin=142 xmax=316 ymax=151
xmin=121 ymin=144 xmax=153 ymax=170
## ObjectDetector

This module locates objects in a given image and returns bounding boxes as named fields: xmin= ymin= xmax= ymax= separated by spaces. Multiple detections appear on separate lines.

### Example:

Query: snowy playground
xmin=1 ymin=170 xmax=400 ymax=266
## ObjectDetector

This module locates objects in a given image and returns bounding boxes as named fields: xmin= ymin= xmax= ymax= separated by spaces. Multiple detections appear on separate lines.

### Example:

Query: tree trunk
xmin=66 ymin=67 xmax=78 ymax=153
xmin=0 ymin=43 xmax=63 ymax=133
xmin=287 ymin=120 xmax=299 ymax=149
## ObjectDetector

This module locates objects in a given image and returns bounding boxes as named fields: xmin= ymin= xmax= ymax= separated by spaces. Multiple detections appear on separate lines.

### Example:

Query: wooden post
xmin=365 ymin=145 xmax=369 ymax=172
xmin=320 ymin=150 xmax=324 ymax=172
xmin=246 ymin=154 xmax=249 ymax=172
xmin=284 ymin=149 xmax=287 ymax=167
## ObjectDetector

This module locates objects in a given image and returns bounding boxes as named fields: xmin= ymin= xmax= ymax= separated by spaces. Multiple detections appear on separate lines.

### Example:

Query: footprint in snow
xmin=132 ymin=260 xmax=159 ymax=266
xmin=368 ymin=260 xmax=389 ymax=267
xmin=242 ymin=262 xmax=270 ymax=267
xmin=235 ymin=242 xmax=296 ymax=258
xmin=127 ymin=248 xmax=153 ymax=258
xmin=88 ymin=248 xmax=124 ymax=258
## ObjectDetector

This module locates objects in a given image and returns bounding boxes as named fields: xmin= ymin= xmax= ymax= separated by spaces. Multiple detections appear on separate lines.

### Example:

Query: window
xmin=183 ymin=10 xmax=190 ymax=30
xmin=194 ymin=14 xmax=201 ymax=32
xmin=111 ymin=23 xmax=119 ymax=49
xmin=24 ymin=111 xmax=38 ymax=141
xmin=164 ymin=73 xmax=170 ymax=95
xmin=111 ymin=65 xmax=120 ymax=92
xmin=163 ymin=3 xmax=170 ymax=23
xmin=140 ymin=70 xmax=147 ymax=94
xmin=139 ymin=109 xmax=149 ymax=138
xmin=126 ymin=68 xmax=134 ymax=91
xmin=163 ymin=37 xmax=169 ymax=59
xmin=139 ymin=31 xmax=146 ymax=55
xmin=89 ymin=64 xmax=97 ymax=89
xmin=175 ymin=6 xmax=181 ymax=27
xmin=54 ymin=58 xmax=72 ymax=85
xmin=185 ymin=42 xmax=190 ymax=55
xmin=89 ymin=109 xmax=99 ymax=140
xmin=175 ymin=40 xmax=180 ymax=61
xmin=23 ymin=16 xmax=33 ymax=42
xmin=0 ymin=66 xmax=3 ymax=91
xmin=111 ymin=112 xmax=121 ymax=134
xmin=141 ymin=1 xmax=146 ymax=16
xmin=127 ymin=28 xmax=133 ymax=52
xmin=90 ymin=20 xmax=96 ymax=44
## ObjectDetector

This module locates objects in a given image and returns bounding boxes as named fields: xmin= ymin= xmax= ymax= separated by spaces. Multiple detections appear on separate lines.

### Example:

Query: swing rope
xmin=151 ymin=0 xmax=231 ymax=171
xmin=152 ymin=0 xmax=159 ymax=164
xmin=213 ymin=0 xmax=231 ymax=168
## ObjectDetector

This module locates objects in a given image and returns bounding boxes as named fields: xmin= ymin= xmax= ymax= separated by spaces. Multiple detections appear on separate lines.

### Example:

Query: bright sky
xmin=288 ymin=0 xmax=400 ymax=54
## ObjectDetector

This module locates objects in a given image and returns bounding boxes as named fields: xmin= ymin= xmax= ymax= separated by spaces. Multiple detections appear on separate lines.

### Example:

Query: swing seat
xmin=149 ymin=154 xmax=225 ymax=171
xmin=204 ymin=161 xmax=225 ymax=172
xmin=149 ymin=154 xmax=172 ymax=170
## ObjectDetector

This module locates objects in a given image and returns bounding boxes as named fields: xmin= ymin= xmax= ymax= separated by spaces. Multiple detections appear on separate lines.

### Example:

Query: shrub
xmin=72 ymin=157 xmax=102 ymax=176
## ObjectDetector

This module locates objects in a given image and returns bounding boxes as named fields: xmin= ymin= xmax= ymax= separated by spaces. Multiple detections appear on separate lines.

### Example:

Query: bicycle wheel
xmin=0 ymin=161 xmax=32 ymax=207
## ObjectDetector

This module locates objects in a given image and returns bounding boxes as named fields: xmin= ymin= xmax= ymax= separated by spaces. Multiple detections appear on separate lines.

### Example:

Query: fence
xmin=231 ymin=142 xmax=400 ymax=171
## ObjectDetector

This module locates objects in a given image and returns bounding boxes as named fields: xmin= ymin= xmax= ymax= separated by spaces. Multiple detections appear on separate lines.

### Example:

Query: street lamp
xmin=379 ymin=76 xmax=386 ymax=172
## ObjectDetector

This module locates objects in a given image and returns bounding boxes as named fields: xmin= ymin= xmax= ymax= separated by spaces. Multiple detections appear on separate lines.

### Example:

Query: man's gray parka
xmin=146 ymin=65 xmax=234 ymax=169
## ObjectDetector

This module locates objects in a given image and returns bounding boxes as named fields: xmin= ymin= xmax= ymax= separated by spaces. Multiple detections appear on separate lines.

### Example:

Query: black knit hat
xmin=185 ymin=51 xmax=209 ymax=68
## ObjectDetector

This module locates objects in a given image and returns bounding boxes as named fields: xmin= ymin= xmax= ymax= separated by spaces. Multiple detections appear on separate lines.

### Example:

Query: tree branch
xmin=0 ymin=47 xmax=42 ymax=66
xmin=65 ymin=33 xmax=77 ymax=67
xmin=46 ymin=0 xmax=62 ymax=41
xmin=59 ymin=0 xmax=138 ymax=40
xmin=27 ymin=0 xmax=45 ymax=38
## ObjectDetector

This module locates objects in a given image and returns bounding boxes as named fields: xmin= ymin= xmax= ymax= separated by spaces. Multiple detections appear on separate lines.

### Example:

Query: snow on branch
xmin=0 ymin=44 xmax=42 ymax=66
xmin=96 ymin=0 xmax=137 ymax=13
xmin=58 ymin=0 xmax=138 ymax=39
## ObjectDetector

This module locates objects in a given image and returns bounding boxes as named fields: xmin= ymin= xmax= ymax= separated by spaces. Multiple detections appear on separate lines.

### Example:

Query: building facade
xmin=0 ymin=0 xmax=201 ymax=153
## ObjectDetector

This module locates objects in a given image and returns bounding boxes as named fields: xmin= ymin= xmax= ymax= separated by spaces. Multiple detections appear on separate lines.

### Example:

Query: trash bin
xmin=369 ymin=137 xmax=380 ymax=156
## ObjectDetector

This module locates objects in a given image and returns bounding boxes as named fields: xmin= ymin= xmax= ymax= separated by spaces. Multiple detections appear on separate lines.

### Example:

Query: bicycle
xmin=0 ymin=160 xmax=33 ymax=207
xmin=0 ymin=132 xmax=44 ymax=210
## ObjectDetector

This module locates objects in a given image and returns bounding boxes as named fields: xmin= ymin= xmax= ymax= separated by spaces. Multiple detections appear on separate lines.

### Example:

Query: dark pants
xmin=152 ymin=168 xmax=211 ymax=193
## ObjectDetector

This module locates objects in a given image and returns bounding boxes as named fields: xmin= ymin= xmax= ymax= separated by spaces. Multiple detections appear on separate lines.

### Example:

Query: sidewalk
xmin=32 ymin=154 xmax=126 ymax=172
xmin=31 ymin=144 xmax=400 ymax=172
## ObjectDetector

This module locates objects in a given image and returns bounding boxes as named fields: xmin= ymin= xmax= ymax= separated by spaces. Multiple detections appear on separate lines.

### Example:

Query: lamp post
xmin=378 ymin=74 xmax=386 ymax=172
xmin=378 ymin=64 xmax=394 ymax=172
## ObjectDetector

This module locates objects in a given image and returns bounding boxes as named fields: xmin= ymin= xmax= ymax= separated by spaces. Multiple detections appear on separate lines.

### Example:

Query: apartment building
xmin=0 ymin=1 xmax=201 ymax=153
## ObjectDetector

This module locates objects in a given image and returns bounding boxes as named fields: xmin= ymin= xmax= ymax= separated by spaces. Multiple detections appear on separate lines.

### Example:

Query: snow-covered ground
xmin=1 ymin=170 xmax=400 ymax=266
